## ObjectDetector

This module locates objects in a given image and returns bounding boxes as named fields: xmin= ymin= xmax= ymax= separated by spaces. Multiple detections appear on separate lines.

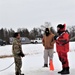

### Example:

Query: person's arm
xmin=61 ymin=33 xmax=69 ymax=45
xmin=51 ymin=35 xmax=55 ymax=45
xmin=13 ymin=40 xmax=25 ymax=57
xmin=42 ymin=36 xmax=45 ymax=46
xmin=19 ymin=42 xmax=25 ymax=57
xmin=57 ymin=33 xmax=69 ymax=45
xmin=13 ymin=40 xmax=21 ymax=55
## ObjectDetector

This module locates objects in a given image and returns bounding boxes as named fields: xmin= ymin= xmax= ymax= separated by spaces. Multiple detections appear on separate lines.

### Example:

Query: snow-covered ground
xmin=0 ymin=42 xmax=75 ymax=75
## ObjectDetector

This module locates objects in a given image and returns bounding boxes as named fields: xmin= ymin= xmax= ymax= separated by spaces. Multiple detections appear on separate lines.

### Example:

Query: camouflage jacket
xmin=12 ymin=38 xmax=23 ymax=56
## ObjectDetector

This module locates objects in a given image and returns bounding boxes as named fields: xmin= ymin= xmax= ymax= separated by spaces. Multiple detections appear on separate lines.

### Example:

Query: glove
xmin=54 ymin=35 xmax=58 ymax=40
xmin=21 ymin=53 xmax=25 ymax=57
xmin=18 ymin=53 xmax=25 ymax=57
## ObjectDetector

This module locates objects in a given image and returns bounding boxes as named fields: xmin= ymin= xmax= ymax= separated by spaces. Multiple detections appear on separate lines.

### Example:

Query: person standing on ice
xmin=12 ymin=32 xmax=25 ymax=75
xmin=42 ymin=28 xmax=55 ymax=67
xmin=54 ymin=24 xmax=70 ymax=74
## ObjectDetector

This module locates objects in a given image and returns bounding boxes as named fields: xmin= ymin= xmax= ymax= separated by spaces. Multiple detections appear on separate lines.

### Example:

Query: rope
xmin=0 ymin=62 xmax=14 ymax=72
xmin=0 ymin=52 xmax=39 ymax=72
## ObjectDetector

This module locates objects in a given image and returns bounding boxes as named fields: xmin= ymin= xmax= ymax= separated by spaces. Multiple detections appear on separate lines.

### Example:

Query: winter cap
xmin=45 ymin=28 xmax=50 ymax=32
xmin=57 ymin=23 xmax=66 ymax=31
xmin=57 ymin=24 xmax=64 ymax=29
xmin=13 ymin=32 xmax=19 ymax=38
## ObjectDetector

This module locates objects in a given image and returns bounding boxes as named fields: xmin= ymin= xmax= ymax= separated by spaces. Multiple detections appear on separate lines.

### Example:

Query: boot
xmin=58 ymin=68 xmax=65 ymax=73
xmin=61 ymin=67 xmax=70 ymax=74
xmin=16 ymin=72 xmax=19 ymax=75
xmin=66 ymin=67 xmax=70 ymax=74
xmin=20 ymin=74 xmax=24 ymax=75
xmin=43 ymin=64 xmax=48 ymax=67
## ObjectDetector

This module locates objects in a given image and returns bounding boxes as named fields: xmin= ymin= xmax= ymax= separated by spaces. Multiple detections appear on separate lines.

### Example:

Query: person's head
xmin=57 ymin=24 xmax=66 ymax=34
xmin=45 ymin=28 xmax=50 ymax=36
xmin=13 ymin=32 xmax=20 ymax=39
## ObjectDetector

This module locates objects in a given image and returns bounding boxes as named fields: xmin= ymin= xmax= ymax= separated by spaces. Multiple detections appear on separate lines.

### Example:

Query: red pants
xmin=58 ymin=52 xmax=69 ymax=68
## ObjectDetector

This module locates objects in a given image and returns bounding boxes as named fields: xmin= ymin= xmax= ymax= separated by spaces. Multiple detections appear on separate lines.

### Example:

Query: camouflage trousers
xmin=14 ymin=56 xmax=22 ymax=74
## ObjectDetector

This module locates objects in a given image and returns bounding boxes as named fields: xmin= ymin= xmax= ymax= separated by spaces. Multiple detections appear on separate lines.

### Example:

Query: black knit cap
xmin=13 ymin=32 xmax=19 ymax=38
xmin=57 ymin=24 xmax=64 ymax=29
xmin=45 ymin=28 xmax=49 ymax=32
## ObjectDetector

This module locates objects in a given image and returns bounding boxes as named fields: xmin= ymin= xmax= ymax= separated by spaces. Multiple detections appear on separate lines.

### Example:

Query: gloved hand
xmin=54 ymin=35 xmax=58 ymax=40
xmin=21 ymin=53 xmax=25 ymax=57
xmin=18 ymin=53 xmax=25 ymax=57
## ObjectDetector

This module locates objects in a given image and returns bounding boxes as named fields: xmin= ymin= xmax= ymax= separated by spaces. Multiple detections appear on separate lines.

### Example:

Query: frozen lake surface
xmin=0 ymin=42 xmax=75 ymax=75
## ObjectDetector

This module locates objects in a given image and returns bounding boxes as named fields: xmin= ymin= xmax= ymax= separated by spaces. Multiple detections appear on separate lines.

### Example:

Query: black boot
xmin=61 ymin=67 xmax=70 ymax=74
xmin=20 ymin=74 xmax=24 ymax=75
xmin=58 ymin=68 xmax=65 ymax=74
xmin=16 ymin=72 xmax=19 ymax=75
xmin=43 ymin=64 xmax=48 ymax=67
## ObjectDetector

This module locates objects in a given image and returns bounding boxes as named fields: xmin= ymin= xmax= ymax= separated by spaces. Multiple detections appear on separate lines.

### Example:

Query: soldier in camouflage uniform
xmin=12 ymin=32 xmax=25 ymax=75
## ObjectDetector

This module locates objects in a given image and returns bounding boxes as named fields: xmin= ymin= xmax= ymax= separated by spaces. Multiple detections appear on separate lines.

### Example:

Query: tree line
xmin=0 ymin=28 xmax=43 ymax=44
xmin=68 ymin=26 xmax=75 ymax=41
xmin=0 ymin=26 xmax=75 ymax=44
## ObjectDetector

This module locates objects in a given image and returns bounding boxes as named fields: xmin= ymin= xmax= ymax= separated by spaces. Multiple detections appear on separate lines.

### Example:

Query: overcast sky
xmin=0 ymin=0 xmax=75 ymax=31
